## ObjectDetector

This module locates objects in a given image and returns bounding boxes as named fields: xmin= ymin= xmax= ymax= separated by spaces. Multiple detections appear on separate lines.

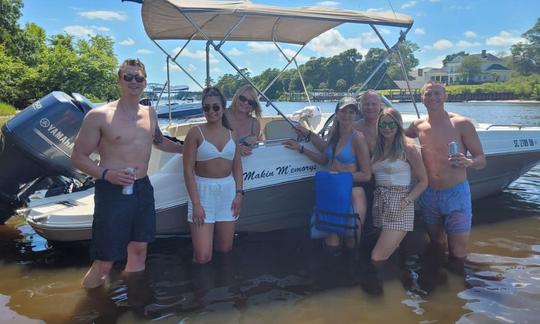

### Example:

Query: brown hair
xmin=372 ymin=107 xmax=407 ymax=163
xmin=201 ymin=86 xmax=231 ymax=130
xmin=118 ymin=58 xmax=147 ymax=79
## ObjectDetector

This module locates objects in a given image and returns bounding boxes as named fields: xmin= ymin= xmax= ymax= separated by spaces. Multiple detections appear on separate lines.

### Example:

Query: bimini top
xmin=141 ymin=0 xmax=414 ymax=45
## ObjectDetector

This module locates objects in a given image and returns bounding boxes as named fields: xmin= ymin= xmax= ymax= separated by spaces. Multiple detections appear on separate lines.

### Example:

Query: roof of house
xmin=485 ymin=63 xmax=511 ymax=71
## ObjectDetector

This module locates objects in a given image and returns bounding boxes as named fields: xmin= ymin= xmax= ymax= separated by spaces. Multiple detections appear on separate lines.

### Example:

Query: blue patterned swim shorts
xmin=419 ymin=180 xmax=472 ymax=233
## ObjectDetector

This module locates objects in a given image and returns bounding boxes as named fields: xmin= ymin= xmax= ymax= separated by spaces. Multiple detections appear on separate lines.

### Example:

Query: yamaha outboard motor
xmin=0 ymin=91 xmax=94 ymax=223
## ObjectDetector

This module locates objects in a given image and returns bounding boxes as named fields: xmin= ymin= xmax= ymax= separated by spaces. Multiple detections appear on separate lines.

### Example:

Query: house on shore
xmin=414 ymin=50 xmax=512 ymax=85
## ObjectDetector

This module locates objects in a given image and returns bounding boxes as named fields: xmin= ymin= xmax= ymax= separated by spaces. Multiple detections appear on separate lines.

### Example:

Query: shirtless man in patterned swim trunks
xmin=406 ymin=81 xmax=486 ymax=260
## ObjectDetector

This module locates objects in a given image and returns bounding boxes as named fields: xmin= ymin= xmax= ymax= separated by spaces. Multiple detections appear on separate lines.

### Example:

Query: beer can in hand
xmin=448 ymin=141 xmax=459 ymax=157
xmin=122 ymin=167 xmax=135 ymax=195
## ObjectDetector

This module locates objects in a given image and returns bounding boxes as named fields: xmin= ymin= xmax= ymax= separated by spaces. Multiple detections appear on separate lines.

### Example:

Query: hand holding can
xmin=448 ymin=141 xmax=459 ymax=157
xmin=122 ymin=167 xmax=135 ymax=195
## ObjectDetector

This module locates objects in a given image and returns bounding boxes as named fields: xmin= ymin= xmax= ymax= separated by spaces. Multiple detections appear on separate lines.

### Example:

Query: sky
xmin=19 ymin=0 xmax=540 ymax=90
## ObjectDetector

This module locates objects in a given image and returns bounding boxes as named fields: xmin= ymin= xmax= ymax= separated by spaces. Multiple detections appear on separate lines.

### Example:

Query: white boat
xmin=14 ymin=0 xmax=540 ymax=241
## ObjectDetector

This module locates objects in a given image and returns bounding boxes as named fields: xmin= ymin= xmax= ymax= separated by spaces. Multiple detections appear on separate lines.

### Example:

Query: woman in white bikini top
xmin=182 ymin=86 xmax=243 ymax=265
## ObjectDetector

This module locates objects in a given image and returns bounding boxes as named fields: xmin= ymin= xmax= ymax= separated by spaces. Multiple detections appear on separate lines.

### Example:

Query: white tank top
xmin=372 ymin=158 xmax=411 ymax=186
xmin=196 ymin=126 xmax=236 ymax=161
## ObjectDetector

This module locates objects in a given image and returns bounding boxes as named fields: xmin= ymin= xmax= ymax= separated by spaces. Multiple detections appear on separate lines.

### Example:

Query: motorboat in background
xmin=0 ymin=0 xmax=538 ymax=241
xmin=142 ymin=83 xmax=202 ymax=119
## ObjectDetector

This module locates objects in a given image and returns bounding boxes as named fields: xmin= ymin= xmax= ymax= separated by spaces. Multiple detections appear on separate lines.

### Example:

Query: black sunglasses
xmin=378 ymin=120 xmax=398 ymax=129
xmin=123 ymin=73 xmax=146 ymax=83
xmin=239 ymin=95 xmax=257 ymax=108
xmin=202 ymin=104 xmax=222 ymax=113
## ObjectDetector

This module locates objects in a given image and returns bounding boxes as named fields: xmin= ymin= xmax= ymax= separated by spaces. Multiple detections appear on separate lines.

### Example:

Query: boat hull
xmin=25 ymin=126 xmax=540 ymax=242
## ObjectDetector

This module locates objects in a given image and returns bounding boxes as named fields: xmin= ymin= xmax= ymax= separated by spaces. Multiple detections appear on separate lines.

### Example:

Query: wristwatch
xmin=236 ymin=189 xmax=245 ymax=196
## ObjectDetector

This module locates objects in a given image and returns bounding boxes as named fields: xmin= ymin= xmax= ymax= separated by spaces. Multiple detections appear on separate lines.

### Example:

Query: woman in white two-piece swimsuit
xmin=183 ymin=87 xmax=243 ymax=264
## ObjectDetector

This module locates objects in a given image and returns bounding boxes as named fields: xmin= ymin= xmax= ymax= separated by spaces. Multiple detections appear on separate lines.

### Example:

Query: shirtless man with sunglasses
xmin=72 ymin=58 xmax=183 ymax=288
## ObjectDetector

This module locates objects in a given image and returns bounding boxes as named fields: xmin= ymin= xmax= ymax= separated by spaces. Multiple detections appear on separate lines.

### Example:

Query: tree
xmin=335 ymin=79 xmax=347 ymax=91
xmin=355 ymin=48 xmax=389 ymax=89
xmin=459 ymin=55 xmax=483 ymax=83
xmin=252 ymin=68 xmax=282 ymax=99
xmin=443 ymin=51 xmax=468 ymax=66
xmin=511 ymin=17 xmax=540 ymax=75
xmin=387 ymin=41 xmax=419 ymax=81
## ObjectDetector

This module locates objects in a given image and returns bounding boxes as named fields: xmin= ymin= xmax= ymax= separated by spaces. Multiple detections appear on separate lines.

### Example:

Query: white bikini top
xmin=372 ymin=158 xmax=411 ymax=186
xmin=196 ymin=126 xmax=236 ymax=161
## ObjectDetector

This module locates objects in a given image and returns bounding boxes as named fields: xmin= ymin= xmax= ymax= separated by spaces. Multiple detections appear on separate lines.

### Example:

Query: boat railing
xmin=485 ymin=124 xmax=540 ymax=130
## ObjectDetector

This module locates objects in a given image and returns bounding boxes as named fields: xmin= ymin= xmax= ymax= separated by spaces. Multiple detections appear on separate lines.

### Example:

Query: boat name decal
xmin=39 ymin=118 xmax=75 ymax=150
xmin=244 ymin=164 xmax=317 ymax=181
xmin=513 ymin=139 xmax=537 ymax=148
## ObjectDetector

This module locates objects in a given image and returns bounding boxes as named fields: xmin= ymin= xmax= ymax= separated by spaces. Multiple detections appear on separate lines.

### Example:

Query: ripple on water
xmin=459 ymin=252 xmax=540 ymax=323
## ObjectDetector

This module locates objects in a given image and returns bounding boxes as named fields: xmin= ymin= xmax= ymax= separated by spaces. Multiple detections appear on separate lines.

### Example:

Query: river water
xmin=0 ymin=102 xmax=539 ymax=323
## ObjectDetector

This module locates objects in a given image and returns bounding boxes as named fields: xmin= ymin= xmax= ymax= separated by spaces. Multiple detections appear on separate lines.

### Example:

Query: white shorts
xmin=187 ymin=175 xmax=237 ymax=223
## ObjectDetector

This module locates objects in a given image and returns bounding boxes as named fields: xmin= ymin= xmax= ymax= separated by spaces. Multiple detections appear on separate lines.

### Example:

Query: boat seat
xmin=264 ymin=119 xmax=300 ymax=141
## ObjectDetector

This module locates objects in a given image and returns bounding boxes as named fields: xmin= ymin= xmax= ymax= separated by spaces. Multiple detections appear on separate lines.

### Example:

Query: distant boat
xmin=142 ymin=83 xmax=202 ymax=119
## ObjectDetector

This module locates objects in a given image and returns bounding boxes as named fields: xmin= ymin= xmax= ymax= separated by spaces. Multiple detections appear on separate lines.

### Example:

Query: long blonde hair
xmin=372 ymin=108 xmax=407 ymax=163
xmin=230 ymin=84 xmax=262 ymax=118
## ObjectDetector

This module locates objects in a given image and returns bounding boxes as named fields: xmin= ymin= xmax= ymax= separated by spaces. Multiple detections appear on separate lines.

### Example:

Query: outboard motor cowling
xmin=0 ymin=91 xmax=94 ymax=222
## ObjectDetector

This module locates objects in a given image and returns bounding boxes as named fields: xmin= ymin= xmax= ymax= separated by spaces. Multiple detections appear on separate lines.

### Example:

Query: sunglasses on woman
xmin=123 ymin=74 xmax=146 ymax=83
xmin=202 ymin=104 xmax=222 ymax=112
xmin=239 ymin=95 xmax=257 ymax=108
xmin=378 ymin=120 xmax=398 ymax=129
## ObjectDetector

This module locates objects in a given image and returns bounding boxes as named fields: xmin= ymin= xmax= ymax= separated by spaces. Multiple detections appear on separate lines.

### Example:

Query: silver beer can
xmin=122 ymin=167 xmax=135 ymax=195
xmin=448 ymin=141 xmax=459 ymax=157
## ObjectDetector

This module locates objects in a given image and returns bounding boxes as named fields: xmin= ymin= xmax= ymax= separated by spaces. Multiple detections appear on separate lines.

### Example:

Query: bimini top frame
xmin=132 ymin=0 xmax=416 ymax=125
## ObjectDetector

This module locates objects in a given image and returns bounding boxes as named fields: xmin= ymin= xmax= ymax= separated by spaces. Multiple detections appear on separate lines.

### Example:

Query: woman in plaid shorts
xmin=361 ymin=108 xmax=428 ymax=293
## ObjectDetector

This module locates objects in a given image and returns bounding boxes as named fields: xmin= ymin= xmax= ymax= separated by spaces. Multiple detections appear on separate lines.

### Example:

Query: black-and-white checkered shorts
xmin=373 ymin=185 xmax=414 ymax=231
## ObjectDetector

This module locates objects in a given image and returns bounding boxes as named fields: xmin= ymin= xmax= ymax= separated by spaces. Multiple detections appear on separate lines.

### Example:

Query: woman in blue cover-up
xmin=283 ymin=96 xmax=372 ymax=250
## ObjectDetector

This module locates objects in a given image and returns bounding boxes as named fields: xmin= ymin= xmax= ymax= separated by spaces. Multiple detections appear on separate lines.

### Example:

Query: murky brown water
xmin=0 ymin=165 xmax=539 ymax=324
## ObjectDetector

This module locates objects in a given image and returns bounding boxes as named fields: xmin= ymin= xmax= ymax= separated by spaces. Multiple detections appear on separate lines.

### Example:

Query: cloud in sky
xmin=366 ymin=8 xmax=384 ymax=12
xmin=315 ymin=1 xmax=339 ymax=6
xmin=119 ymin=37 xmax=135 ymax=46
xmin=91 ymin=25 xmax=109 ymax=32
xmin=282 ymin=48 xmax=309 ymax=64
xmin=64 ymin=25 xmax=95 ymax=37
xmin=247 ymin=42 xmax=276 ymax=52
xmin=415 ymin=28 xmax=426 ymax=35
xmin=422 ymin=54 xmax=446 ymax=68
xmin=433 ymin=39 xmax=453 ymax=50
xmin=486 ymin=31 xmax=526 ymax=47
xmin=227 ymin=47 xmax=243 ymax=56
xmin=78 ymin=11 xmax=127 ymax=21
xmin=136 ymin=49 xmax=152 ymax=55
xmin=464 ymin=31 xmax=477 ymax=38
xmin=173 ymin=48 xmax=220 ymax=64
xmin=309 ymin=29 xmax=364 ymax=57
xmin=401 ymin=1 xmax=417 ymax=9
xmin=457 ymin=40 xmax=481 ymax=48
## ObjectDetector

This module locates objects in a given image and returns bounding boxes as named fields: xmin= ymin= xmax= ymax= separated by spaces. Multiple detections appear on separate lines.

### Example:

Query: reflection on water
xmin=0 ymin=174 xmax=539 ymax=323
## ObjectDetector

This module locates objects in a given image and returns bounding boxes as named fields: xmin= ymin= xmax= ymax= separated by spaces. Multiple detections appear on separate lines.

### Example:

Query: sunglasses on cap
xmin=123 ymin=73 xmax=146 ymax=83
xmin=239 ymin=95 xmax=257 ymax=108
xmin=202 ymin=104 xmax=222 ymax=113
xmin=378 ymin=120 xmax=398 ymax=129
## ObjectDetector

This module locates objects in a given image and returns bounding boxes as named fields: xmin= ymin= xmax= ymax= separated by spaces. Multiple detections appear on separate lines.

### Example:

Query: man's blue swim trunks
xmin=91 ymin=176 xmax=156 ymax=261
xmin=419 ymin=180 xmax=472 ymax=233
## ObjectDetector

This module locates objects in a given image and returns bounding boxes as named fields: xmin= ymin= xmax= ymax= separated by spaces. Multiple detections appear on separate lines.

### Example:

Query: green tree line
xmin=0 ymin=0 xmax=119 ymax=109
xmin=216 ymin=41 xmax=420 ymax=99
